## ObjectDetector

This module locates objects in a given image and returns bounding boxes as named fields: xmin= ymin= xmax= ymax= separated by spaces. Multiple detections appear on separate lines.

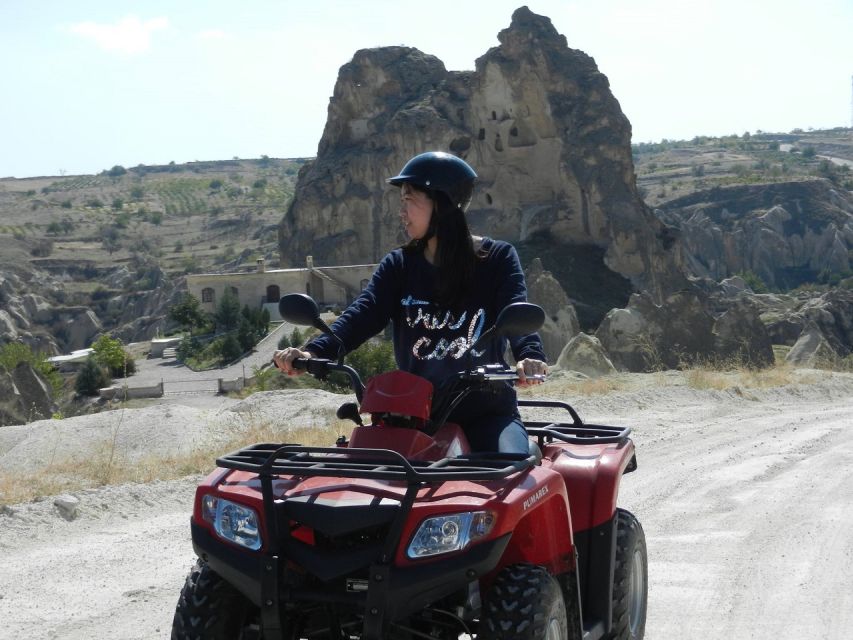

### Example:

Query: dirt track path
xmin=612 ymin=390 xmax=853 ymax=638
xmin=1 ymin=378 xmax=851 ymax=639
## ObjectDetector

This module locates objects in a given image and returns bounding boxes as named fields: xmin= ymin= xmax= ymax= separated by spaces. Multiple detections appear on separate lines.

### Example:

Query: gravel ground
xmin=1 ymin=370 xmax=852 ymax=639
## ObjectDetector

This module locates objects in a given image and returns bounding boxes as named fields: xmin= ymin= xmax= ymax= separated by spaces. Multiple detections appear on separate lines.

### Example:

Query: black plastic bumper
xmin=191 ymin=520 xmax=511 ymax=638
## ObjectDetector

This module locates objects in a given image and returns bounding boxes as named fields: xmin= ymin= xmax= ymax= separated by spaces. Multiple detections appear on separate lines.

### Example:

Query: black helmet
xmin=387 ymin=151 xmax=477 ymax=211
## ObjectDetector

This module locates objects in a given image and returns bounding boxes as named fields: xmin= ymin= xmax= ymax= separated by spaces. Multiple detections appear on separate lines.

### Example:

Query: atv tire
xmin=480 ymin=563 xmax=568 ymax=640
xmin=172 ymin=559 xmax=259 ymax=640
xmin=608 ymin=509 xmax=647 ymax=640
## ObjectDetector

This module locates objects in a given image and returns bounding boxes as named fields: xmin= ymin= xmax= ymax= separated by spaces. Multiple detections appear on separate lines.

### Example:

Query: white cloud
xmin=68 ymin=15 xmax=169 ymax=54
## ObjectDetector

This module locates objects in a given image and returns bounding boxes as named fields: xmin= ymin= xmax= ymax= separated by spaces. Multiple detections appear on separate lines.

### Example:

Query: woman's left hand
xmin=516 ymin=358 xmax=548 ymax=386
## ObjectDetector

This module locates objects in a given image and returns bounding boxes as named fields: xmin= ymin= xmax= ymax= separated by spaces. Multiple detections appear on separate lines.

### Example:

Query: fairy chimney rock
xmin=281 ymin=6 xmax=685 ymax=299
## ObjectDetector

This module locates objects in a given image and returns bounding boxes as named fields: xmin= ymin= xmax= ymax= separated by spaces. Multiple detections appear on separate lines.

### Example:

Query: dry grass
xmin=683 ymin=362 xmax=824 ymax=391
xmin=0 ymin=413 xmax=347 ymax=506
xmin=524 ymin=375 xmax=632 ymax=397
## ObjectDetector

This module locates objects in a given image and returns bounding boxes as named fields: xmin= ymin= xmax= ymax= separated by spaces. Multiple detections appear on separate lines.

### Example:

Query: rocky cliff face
xmin=281 ymin=6 xmax=686 ymax=300
xmin=656 ymin=179 xmax=853 ymax=289
xmin=0 ymin=362 xmax=56 ymax=426
xmin=0 ymin=265 xmax=180 ymax=354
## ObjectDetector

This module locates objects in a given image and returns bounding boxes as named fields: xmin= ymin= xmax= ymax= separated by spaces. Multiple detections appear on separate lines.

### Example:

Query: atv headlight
xmin=202 ymin=495 xmax=262 ymax=551
xmin=407 ymin=511 xmax=495 ymax=559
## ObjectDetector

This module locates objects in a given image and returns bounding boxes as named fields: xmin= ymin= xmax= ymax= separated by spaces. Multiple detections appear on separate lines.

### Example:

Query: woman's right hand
xmin=272 ymin=347 xmax=313 ymax=375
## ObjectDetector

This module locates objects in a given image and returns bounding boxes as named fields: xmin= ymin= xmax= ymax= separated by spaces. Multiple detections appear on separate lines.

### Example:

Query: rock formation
xmin=281 ymin=6 xmax=686 ymax=301
xmin=657 ymin=179 xmax=853 ymax=289
xmin=796 ymin=289 xmax=853 ymax=358
xmin=524 ymin=258 xmax=579 ymax=362
xmin=0 ymin=263 xmax=180 ymax=354
xmin=556 ymin=332 xmax=616 ymax=377
xmin=595 ymin=290 xmax=774 ymax=372
xmin=785 ymin=325 xmax=839 ymax=367
xmin=0 ymin=361 xmax=56 ymax=426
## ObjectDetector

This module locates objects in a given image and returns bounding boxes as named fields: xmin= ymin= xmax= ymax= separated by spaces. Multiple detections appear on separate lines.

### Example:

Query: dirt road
xmin=1 ymin=376 xmax=851 ymax=639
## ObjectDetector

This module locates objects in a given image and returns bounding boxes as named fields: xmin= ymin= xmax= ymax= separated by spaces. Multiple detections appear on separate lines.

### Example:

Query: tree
xmin=220 ymin=334 xmax=243 ymax=363
xmin=169 ymin=294 xmax=209 ymax=333
xmin=345 ymin=339 xmax=395 ymax=380
xmin=92 ymin=334 xmax=135 ymax=378
xmin=215 ymin=290 xmax=241 ymax=331
xmin=237 ymin=317 xmax=257 ymax=352
xmin=75 ymin=355 xmax=111 ymax=396
xmin=101 ymin=225 xmax=121 ymax=254
xmin=106 ymin=165 xmax=127 ymax=177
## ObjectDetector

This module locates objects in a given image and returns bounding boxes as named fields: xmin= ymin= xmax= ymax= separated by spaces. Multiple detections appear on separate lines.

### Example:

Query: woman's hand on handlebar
xmin=273 ymin=347 xmax=313 ymax=375
xmin=516 ymin=358 xmax=548 ymax=386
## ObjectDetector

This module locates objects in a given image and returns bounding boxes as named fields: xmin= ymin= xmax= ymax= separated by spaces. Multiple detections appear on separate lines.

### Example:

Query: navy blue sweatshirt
xmin=305 ymin=238 xmax=545 ymax=417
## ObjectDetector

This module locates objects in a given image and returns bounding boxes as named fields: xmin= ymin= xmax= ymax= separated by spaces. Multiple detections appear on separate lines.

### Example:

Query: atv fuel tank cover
xmin=360 ymin=370 xmax=433 ymax=420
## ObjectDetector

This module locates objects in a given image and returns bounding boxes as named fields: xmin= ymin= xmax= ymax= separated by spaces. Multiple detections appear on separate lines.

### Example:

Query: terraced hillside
xmin=0 ymin=157 xmax=304 ymax=287
xmin=634 ymin=127 xmax=853 ymax=207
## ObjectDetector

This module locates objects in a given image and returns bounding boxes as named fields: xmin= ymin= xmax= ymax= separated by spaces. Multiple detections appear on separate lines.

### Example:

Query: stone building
xmin=186 ymin=257 xmax=377 ymax=320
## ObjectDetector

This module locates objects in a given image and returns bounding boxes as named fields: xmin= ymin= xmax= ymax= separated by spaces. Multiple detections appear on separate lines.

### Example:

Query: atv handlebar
xmin=460 ymin=364 xmax=545 ymax=383
xmin=292 ymin=357 xmax=365 ymax=402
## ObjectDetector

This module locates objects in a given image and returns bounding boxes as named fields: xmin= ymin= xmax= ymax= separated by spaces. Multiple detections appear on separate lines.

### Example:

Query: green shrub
xmin=0 ymin=342 xmax=63 ymax=396
xmin=176 ymin=336 xmax=204 ymax=362
xmin=346 ymin=339 xmax=395 ymax=380
xmin=220 ymin=334 xmax=243 ymax=363
xmin=215 ymin=290 xmax=241 ymax=331
xmin=30 ymin=239 xmax=53 ymax=257
xmin=91 ymin=334 xmax=136 ymax=378
xmin=736 ymin=270 xmax=769 ymax=294
xmin=169 ymin=293 xmax=210 ymax=333
xmin=75 ymin=356 xmax=111 ymax=396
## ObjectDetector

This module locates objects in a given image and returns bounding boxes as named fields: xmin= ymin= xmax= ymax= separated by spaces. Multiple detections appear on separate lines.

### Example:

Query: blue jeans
xmin=448 ymin=384 xmax=529 ymax=455
xmin=462 ymin=413 xmax=529 ymax=454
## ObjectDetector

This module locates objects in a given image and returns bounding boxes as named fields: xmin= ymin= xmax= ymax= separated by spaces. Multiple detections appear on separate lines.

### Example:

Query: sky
xmin=1 ymin=0 xmax=851 ymax=178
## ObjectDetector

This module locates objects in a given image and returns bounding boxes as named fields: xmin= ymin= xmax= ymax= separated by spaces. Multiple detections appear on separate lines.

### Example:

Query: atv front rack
xmin=217 ymin=444 xmax=536 ymax=483
xmin=519 ymin=400 xmax=632 ymax=445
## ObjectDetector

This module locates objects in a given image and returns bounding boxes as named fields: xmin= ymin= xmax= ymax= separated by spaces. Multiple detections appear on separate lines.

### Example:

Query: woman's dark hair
xmin=403 ymin=187 xmax=484 ymax=310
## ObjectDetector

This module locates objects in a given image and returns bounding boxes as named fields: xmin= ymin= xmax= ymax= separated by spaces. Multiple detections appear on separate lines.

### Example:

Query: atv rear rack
xmin=217 ymin=444 xmax=536 ymax=483
xmin=519 ymin=400 xmax=632 ymax=445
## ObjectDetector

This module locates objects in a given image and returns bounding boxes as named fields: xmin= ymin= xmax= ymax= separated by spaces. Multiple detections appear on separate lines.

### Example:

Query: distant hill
xmin=633 ymin=127 xmax=853 ymax=208
xmin=0 ymin=157 xmax=303 ymax=354
xmin=0 ymin=157 xmax=305 ymax=279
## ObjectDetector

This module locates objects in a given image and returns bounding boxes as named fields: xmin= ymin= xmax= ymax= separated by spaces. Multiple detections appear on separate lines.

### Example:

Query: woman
xmin=274 ymin=151 xmax=547 ymax=454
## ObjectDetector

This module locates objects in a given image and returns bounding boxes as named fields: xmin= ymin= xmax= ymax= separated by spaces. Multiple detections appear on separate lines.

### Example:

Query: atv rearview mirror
xmin=279 ymin=293 xmax=325 ymax=330
xmin=470 ymin=302 xmax=545 ymax=352
xmin=278 ymin=293 xmax=346 ymax=363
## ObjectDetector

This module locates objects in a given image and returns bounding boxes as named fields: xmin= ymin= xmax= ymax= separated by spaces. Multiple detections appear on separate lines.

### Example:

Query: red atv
xmin=172 ymin=294 xmax=647 ymax=640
